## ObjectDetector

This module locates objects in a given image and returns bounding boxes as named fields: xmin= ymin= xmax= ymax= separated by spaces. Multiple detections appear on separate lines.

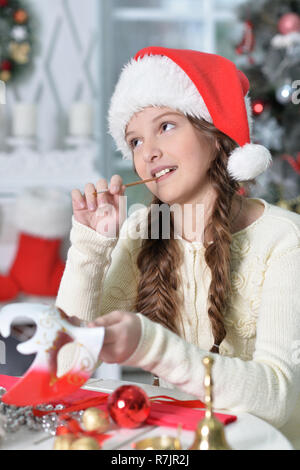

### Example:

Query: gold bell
xmin=189 ymin=356 xmax=232 ymax=450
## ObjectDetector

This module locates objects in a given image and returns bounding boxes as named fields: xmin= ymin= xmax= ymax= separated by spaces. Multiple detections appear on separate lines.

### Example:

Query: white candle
xmin=12 ymin=102 xmax=37 ymax=137
xmin=69 ymin=102 xmax=93 ymax=137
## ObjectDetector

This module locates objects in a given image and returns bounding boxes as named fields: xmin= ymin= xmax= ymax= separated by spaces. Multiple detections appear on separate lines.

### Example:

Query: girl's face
xmin=125 ymin=106 xmax=215 ymax=206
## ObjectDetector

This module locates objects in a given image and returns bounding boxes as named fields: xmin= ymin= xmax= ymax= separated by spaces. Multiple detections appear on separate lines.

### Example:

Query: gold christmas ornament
xmin=134 ymin=435 xmax=181 ymax=450
xmin=53 ymin=434 xmax=75 ymax=450
xmin=0 ymin=70 xmax=11 ymax=82
xmin=189 ymin=356 xmax=232 ymax=450
xmin=9 ymin=41 xmax=30 ymax=64
xmin=70 ymin=436 xmax=100 ymax=450
xmin=134 ymin=424 xmax=182 ymax=450
xmin=82 ymin=407 xmax=110 ymax=432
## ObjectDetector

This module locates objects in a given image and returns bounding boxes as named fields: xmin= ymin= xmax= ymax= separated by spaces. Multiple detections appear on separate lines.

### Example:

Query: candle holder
xmin=133 ymin=435 xmax=182 ymax=450
xmin=133 ymin=424 xmax=182 ymax=450
xmin=189 ymin=356 xmax=232 ymax=450
xmin=6 ymin=135 xmax=38 ymax=151
xmin=64 ymin=135 xmax=96 ymax=150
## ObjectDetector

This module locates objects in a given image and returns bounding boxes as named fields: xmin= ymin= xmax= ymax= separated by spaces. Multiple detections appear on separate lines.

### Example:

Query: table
xmin=0 ymin=379 xmax=293 ymax=450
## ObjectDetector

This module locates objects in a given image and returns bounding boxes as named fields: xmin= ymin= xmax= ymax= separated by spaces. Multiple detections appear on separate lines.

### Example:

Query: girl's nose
xmin=142 ymin=141 xmax=163 ymax=162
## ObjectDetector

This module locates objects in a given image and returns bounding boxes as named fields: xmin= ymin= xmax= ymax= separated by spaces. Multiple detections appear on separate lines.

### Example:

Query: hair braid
xmin=134 ymin=198 xmax=184 ymax=335
xmin=133 ymin=116 xmax=249 ymax=356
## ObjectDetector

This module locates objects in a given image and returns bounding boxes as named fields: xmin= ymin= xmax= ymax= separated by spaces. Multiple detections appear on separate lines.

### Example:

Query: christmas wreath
xmin=0 ymin=0 xmax=36 ymax=84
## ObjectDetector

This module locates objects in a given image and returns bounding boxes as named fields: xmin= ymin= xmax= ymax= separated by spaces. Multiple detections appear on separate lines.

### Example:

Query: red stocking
xmin=9 ymin=187 xmax=72 ymax=297
xmin=0 ymin=274 xmax=19 ymax=301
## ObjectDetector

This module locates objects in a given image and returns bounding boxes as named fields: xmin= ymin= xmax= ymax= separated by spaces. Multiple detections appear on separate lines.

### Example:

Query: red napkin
xmin=0 ymin=374 xmax=236 ymax=430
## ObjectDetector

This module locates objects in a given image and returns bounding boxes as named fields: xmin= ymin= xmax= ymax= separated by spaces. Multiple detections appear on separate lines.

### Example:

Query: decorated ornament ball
xmin=278 ymin=13 xmax=300 ymax=35
xmin=53 ymin=434 xmax=75 ymax=450
xmin=82 ymin=407 xmax=110 ymax=433
xmin=107 ymin=385 xmax=151 ymax=428
xmin=70 ymin=436 xmax=100 ymax=450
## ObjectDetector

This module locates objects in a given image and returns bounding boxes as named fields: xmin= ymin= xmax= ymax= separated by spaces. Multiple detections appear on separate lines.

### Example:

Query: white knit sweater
xmin=56 ymin=198 xmax=300 ymax=431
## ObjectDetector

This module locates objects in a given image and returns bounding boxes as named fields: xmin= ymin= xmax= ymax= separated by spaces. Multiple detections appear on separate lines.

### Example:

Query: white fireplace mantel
xmin=0 ymin=144 xmax=102 ymax=195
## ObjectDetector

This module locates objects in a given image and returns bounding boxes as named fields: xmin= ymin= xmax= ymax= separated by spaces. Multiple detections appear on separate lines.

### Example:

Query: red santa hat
xmin=108 ymin=46 xmax=272 ymax=182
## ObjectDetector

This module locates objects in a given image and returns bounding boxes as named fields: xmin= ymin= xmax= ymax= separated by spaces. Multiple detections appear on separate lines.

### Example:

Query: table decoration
xmin=107 ymin=385 xmax=151 ymax=429
xmin=69 ymin=436 xmax=100 ymax=450
xmin=53 ymin=434 xmax=75 ymax=450
xmin=81 ymin=407 xmax=110 ymax=433
xmin=0 ymin=374 xmax=236 ymax=453
xmin=133 ymin=423 xmax=182 ymax=450
xmin=133 ymin=434 xmax=181 ymax=451
xmin=189 ymin=356 xmax=232 ymax=450
xmin=0 ymin=303 xmax=105 ymax=406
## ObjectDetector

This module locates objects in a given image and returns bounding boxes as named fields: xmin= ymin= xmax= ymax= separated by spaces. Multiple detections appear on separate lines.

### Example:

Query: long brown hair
xmin=133 ymin=116 xmax=245 ymax=353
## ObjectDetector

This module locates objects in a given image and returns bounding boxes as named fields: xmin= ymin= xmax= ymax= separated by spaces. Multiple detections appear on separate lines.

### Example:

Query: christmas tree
xmin=234 ymin=0 xmax=300 ymax=213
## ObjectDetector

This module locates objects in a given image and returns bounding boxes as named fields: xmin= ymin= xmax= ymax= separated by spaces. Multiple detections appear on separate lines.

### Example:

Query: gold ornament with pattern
xmin=9 ymin=41 xmax=30 ymax=64
xmin=70 ymin=436 xmax=100 ymax=450
xmin=82 ymin=407 xmax=110 ymax=433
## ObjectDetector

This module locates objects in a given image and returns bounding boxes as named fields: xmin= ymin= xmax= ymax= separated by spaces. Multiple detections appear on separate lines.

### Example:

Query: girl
xmin=56 ymin=47 xmax=300 ymax=433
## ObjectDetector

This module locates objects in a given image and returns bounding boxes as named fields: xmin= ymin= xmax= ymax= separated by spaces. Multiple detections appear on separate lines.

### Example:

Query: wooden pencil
xmin=93 ymin=176 xmax=158 ymax=195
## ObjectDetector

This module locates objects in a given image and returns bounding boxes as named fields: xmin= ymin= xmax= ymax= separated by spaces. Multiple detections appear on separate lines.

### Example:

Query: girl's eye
xmin=129 ymin=122 xmax=175 ymax=149
xmin=162 ymin=122 xmax=175 ymax=132
xmin=130 ymin=138 xmax=142 ymax=149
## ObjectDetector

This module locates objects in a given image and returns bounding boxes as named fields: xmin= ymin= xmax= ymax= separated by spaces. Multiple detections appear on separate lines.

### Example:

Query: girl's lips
xmin=155 ymin=168 xmax=177 ymax=183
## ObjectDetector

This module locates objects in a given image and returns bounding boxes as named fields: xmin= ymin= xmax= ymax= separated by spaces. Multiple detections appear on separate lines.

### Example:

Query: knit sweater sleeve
xmin=55 ymin=216 xmax=138 ymax=322
xmin=122 ymin=246 xmax=300 ymax=428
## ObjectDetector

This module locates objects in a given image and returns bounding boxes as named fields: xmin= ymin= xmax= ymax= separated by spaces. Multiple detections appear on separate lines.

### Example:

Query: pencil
xmin=93 ymin=176 xmax=158 ymax=195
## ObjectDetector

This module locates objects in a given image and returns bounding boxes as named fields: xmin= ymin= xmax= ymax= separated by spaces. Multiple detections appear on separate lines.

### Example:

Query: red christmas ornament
xmin=107 ymin=385 xmax=151 ymax=428
xmin=278 ymin=13 xmax=300 ymax=35
xmin=0 ymin=0 xmax=8 ymax=7
xmin=13 ymin=8 xmax=28 ymax=24
xmin=252 ymin=99 xmax=265 ymax=116
xmin=1 ymin=60 xmax=12 ymax=71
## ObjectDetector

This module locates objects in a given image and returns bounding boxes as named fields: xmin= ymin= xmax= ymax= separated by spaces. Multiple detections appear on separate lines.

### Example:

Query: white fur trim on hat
xmin=14 ymin=187 xmax=72 ymax=238
xmin=227 ymin=144 xmax=272 ymax=181
xmin=108 ymin=54 xmax=212 ymax=160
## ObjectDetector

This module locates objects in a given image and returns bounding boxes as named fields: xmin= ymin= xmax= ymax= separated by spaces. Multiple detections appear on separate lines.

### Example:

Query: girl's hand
xmin=71 ymin=176 xmax=127 ymax=238
xmin=88 ymin=311 xmax=142 ymax=364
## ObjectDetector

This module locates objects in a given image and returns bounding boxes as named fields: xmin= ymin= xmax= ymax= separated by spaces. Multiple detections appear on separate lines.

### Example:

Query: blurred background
xmin=0 ymin=0 xmax=299 ymax=382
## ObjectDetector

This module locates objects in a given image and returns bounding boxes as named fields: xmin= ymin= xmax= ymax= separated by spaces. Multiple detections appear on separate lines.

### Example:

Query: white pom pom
xmin=227 ymin=144 xmax=272 ymax=181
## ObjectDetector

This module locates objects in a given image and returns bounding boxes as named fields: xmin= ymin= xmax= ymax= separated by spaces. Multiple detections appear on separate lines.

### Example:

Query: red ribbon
xmin=33 ymin=393 xmax=205 ymax=417
xmin=55 ymin=415 xmax=112 ymax=447
xmin=150 ymin=395 xmax=205 ymax=408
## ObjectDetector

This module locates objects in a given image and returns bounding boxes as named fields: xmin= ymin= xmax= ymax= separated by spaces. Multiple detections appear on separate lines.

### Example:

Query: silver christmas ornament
xmin=0 ymin=390 xmax=68 ymax=436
